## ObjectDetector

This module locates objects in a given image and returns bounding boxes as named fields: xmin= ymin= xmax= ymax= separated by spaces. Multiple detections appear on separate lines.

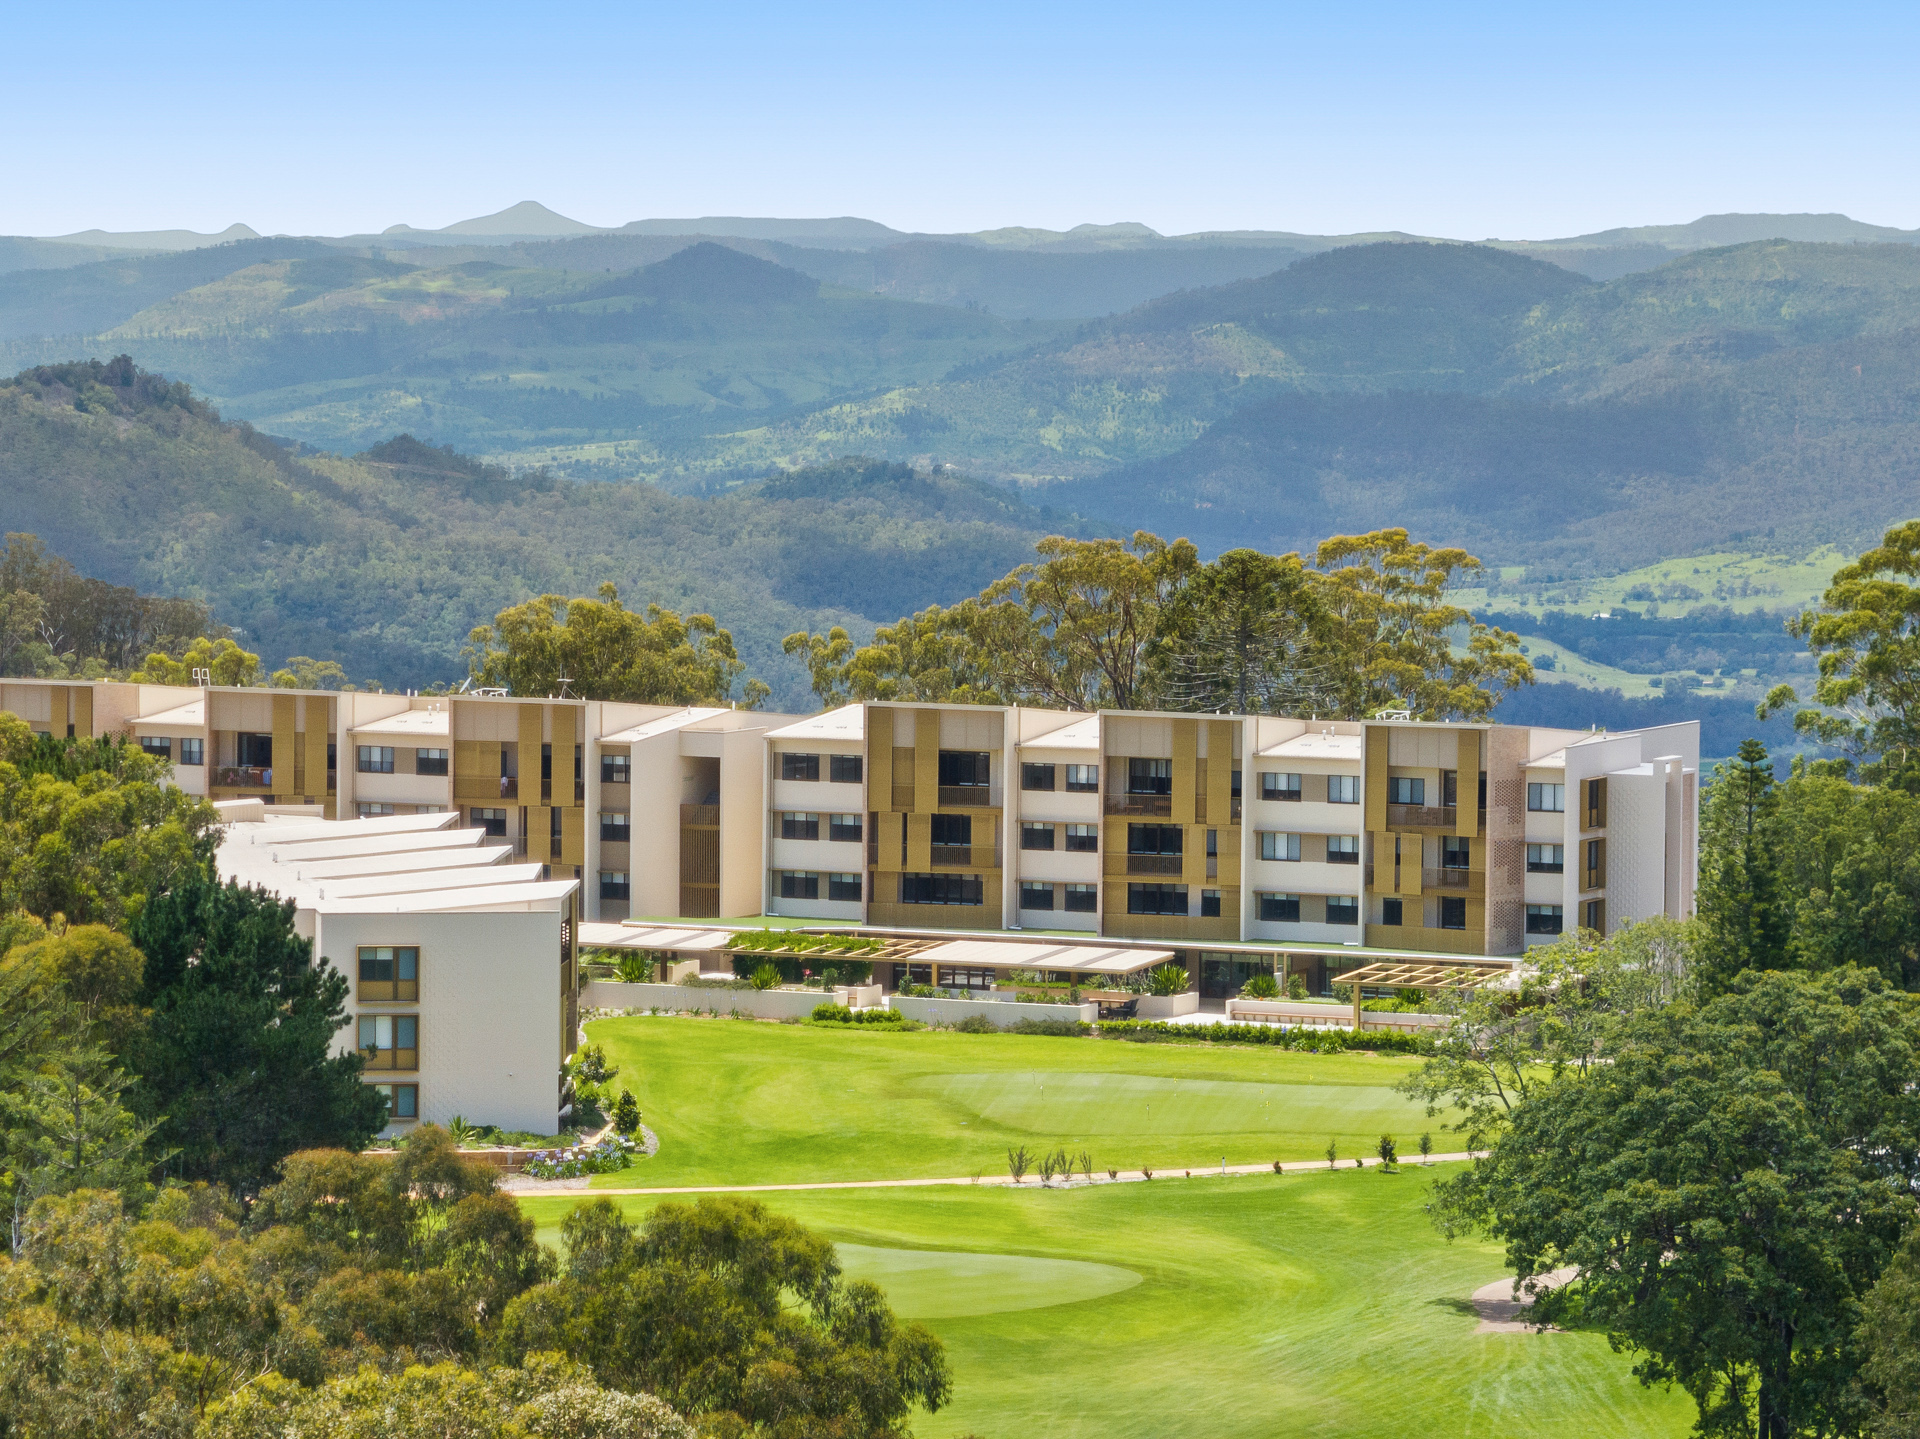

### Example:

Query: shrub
xmin=612 ymin=1091 xmax=641 ymax=1136
xmin=856 ymin=1007 xmax=904 ymax=1025
xmin=1093 ymin=1020 xmax=1435 ymax=1055
xmin=1285 ymin=974 xmax=1309 ymax=1000
xmin=954 ymin=1014 xmax=997 ymax=1034
xmin=524 ymin=1134 xmax=640 ymax=1179
xmin=1239 ymin=972 xmax=1281 ymax=1000
xmin=1008 ymin=1145 xmax=1033 ymax=1183
xmin=1147 ymin=962 xmax=1190 ymax=997
xmin=811 ymin=1002 xmax=853 ymax=1023
xmin=750 ymin=962 xmax=782 ymax=991
xmin=616 ymin=950 xmax=655 ymax=984
xmin=1377 ymin=1134 xmax=1398 ymax=1169
xmin=898 ymin=982 xmax=940 ymax=998
xmin=1012 ymin=1017 xmax=1091 ymax=1036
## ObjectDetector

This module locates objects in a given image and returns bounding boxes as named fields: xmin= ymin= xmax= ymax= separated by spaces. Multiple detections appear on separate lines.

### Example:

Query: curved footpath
xmin=504 ymin=1150 xmax=1484 ymax=1196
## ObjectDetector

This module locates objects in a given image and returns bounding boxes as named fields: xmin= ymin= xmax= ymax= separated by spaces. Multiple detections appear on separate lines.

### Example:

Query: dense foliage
xmin=0 ymin=529 xmax=220 ymax=678
xmin=787 ymin=526 xmax=1529 ymax=719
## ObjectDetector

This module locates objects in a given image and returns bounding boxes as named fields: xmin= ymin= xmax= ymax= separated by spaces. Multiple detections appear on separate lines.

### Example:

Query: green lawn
xmin=521 ymin=1172 xmax=1695 ymax=1439
xmin=583 ymin=1014 xmax=1435 ymax=1187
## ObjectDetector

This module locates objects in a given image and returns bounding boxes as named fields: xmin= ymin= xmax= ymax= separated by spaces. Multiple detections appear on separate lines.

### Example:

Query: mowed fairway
xmin=522 ymin=1172 xmax=1695 ymax=1439
xmin=584 ymin=1014 xmax=1432 ymax=1187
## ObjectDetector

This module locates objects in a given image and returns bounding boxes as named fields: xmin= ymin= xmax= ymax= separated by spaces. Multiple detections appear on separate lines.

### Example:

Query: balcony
xmin=1423 ymin=867 xmax=1483 ymax=894
xmin=213 ymin=765 xmax=272 ymax=789
xmin=931 ymin=844 xmax=1001 ymax=869
xmin=1387 ymin=802 xmax=1456 ymax=829
xmin=362 ymin=1046 xmax=418 ymax=1072
xmin=938 ymin=785 xmax=994 ymax=808
xmin=1126 ymin=853 xmax=1183 ymax=876
xmin=680 ymin=804 xmax=719 ymax=827
xmin=1106 ymin=793 xmax=1173 ymax=817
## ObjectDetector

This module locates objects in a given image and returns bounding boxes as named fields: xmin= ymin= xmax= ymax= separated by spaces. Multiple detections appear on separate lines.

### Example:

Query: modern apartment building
xmin=763 ymin=703 xmax=1699 ymax=965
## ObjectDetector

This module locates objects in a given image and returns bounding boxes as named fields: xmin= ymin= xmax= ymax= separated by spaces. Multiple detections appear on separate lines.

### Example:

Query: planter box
xmin=1135 ymin=992 xmax=1200 ymax=1019
xmin=581 ymin=981 xmax=858 ymax=1021
xmin=1225 ymin=999 xmax=1355 ymax=1028
xmin=888 ymin=994 xmax=1098 ymax=1029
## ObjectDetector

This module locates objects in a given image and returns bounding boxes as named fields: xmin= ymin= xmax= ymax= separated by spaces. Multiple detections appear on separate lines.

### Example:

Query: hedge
xmin=1095 ymin=1020 xmax=1436 ymax=1056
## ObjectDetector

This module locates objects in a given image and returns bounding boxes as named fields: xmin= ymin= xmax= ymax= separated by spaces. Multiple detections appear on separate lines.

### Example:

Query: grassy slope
xmin=581 ymin=1014 xmax=1433 ymax=1186
xmin=523 ymin=1020 xmax=1694 ymax=1439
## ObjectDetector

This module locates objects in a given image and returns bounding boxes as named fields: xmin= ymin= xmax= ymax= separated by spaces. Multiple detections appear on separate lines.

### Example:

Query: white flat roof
xmin=350 ymin=709 xmax=450 ymax=737
xmin=310 ymin=879 xmax=577 ymax=914
xmin=132 ymin=698 xmax=204 ymax=727
xmin=1019 ymin=714 xmax=1099 ymax=751
xmin=288 ymin=844 xmax=516 ymax=881
xmin=600 ymin=707 xmax=730 ymax=744
xmin=766 ymin=704 xmax=865 ymax=742
xmin=919 ymin=938 xmax=1173 ymax=975
xmin=1259 ymin=732 xmax=1363 ymax=760
xmin=579 ymin=921 xmax=736 ymax=951
xmin=317 ymin=862 xmax=543 ymax=900
xmin=264 ymin=828 xmax=487 ymax=864
xmin=243 ymin=811 xmax=458 ymax=845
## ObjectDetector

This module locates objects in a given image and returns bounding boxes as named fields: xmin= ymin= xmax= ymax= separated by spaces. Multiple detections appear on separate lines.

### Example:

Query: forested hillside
xmin=0 ymin=360 xmax=1091 ymax=700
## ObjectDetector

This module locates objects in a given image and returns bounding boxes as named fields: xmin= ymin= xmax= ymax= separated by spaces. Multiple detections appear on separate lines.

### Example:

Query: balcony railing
xmin=931 ymin=844 xmax=1001 ymax=869
xmin=357 ymin=980 xmax=418 ymax=1002
xmin=213 ymin=765 xmax=272 ymax=788
xmin=1387 ymin=802 xmax=1456 ymax=829
xmin=1423 ymin=866 xmax=1482 ymax=893
xmin=680 ymin=804 xmax=719 ymax=826
xmin=937 ymin=785 xmax=994 ymax=808
xmin=1106 ymin=794 xmax=1173 ymax=817
xmin=1126 ymin=853 xmax=1183 ymax=876
xmin=362 ymin=1046 xmax=418 ymax=1072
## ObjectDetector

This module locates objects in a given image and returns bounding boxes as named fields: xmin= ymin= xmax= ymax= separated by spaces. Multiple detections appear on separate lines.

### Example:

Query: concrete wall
xmin=1135 ymin=991 xmax=1200 ymax=1019
xmin=581 ymin=980 xmax=858 ymax=1019
xmin=888 ymin=995 xmax=1099 ymax=1028
xmin=314 ymin=908 xmax=563 ymax=1136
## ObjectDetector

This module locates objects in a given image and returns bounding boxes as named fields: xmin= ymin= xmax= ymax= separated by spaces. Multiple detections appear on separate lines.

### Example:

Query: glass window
xmin=372 ymin=1082 xmax=418 ymax=1121
xmin=1261 ymin=832 xmax=1301 ymax=862
xmin=930 ymin=813 xmax=973 ymax=846
xmin=1021 ymin=762 xmax=1056 ymax=791
xmin=1326 ymin=897 xmax=1360 ymax=926
xmin=415 ymin=747 xmax=449 ymax=776
xmin=830 ymin=754 xmax=863 ymax=784
xmin=1442 ymin=769 xmax=1459 ymax=808
xmin=1327 ymin=834 xmax=1359 ymax=863
xmin=1582 ymin=898 xmax=1606 ymax=932
xmin=600 ymin=811 xmax=630 ymax=842
xmin=601 ymin=754 xmax=631 ymax=784
xmin=1526 ymin=904 xmax=1564 ymax=934
xmin=779 ymin=871 xmax=820 ymax=900
xmin=827 ymin=872 xmax=863 ymax=901
xmin=472 ymin=807 xmax=506 ymax=837
xmin=599 ymin=871 xmax=630 ymax=900
xmin=1388 ymin=776 xmax=1426 ymax=805
xmin=1200 ymin=889 xmax=1221 ymax=918
xmin=139 ymin=735 xmax=171 ymax=760
xmin=1064 ymin=823 xmax=1098 ymax=852
xmin=782 ymin=753 xmax=820 ymax=782
xmin=1127 ymin=758 xmax=1172 ymax=795
xmin=179 ymin=737 xmax=204 ymax=766
xmin=829 ymin=813 xmax=863 ymax=843
xmin=1021 ymin=822 xmax=1055 ymax=851
xmin=1439 ymin=896 xmax=1467 ymax=929
xmin=357 ymin=745 xmax=394 ymax=774
xmin=1327 ymin=775 xmax=1359 ymax=804
xmin=357 ymin=803 xmax=395 ymax=817
xmin=1261 ymin=772 xmax=1302 ymax=801
xmin=899 ymin=873 xmax=983 ymax=906
xmin=1064 ymin=764 xmax=1099 ymax=793
xmin=1381 ymin=897 xmax=1403 ymax=925
xmin=781 ymin=812 xmax=821 ymax=841
xmin=1527 ymin=843 xmax=1565 ymax=873
xmin=1259 ymin=892 xmax=1300 ymax=922
xmin=1528 ymin=782 xmax=1566 ymax=813
xmin=1231 ymin=769 xmax=1243 ymax=799
xmin=356 ymin=946 xmax=419 ymax=1000
xmin=1127 ymin=823 xmax=1182 ymax=855
xmin=938 ymin=751 xmax=990 ymax=788
xmin=1063 ymin=883 xmax=1098 ymax=913
xmin=1442 ymin=837 xmax=1471 ymax=869
xmin=1127 ymin=882 xmax=1188 ymax=916
xmin=358 ymin=1014 xmax=418 ymax=1053
xmin=1020 ymin=881 xmax=1056 ymax=911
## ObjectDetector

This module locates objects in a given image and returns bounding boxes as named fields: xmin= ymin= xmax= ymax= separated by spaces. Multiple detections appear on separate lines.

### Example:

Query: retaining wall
xmin=888 ymin=995 xmax=1099 ymax=1029
xmin=581 ymin=981 xmax=857 ymax=1020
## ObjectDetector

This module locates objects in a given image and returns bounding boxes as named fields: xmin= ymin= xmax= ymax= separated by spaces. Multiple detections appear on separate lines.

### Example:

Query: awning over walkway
xmin=915 ymin=939 xmax=1173 ymax=976
xmin=1328 ymin=957 xmax=1514 ymax=990
xmin=578 ymin=923 xmax=737 ymax=952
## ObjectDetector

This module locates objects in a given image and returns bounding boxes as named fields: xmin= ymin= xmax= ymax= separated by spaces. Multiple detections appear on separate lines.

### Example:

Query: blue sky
xmin=7 ymin=1 xmax=1918 ymax=239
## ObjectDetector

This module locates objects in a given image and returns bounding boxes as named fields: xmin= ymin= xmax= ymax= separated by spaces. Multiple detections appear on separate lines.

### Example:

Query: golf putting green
xmin=835 ymin=1242 xmax=1141 ymax=1318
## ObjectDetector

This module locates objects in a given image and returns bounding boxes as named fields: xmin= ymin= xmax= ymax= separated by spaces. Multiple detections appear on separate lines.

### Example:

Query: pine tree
xmin=1695 ymin=739 xmax=1791 ymax=996
xmin=613 ymin=1090 xmax=641 ymax=1136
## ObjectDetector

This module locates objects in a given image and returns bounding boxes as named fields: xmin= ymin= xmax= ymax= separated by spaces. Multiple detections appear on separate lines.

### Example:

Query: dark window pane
xmin=830 ymin=754 xmax=863 ymax=784
xmin=1021 ymin=762 xmax=1056 ymax=791
xmin=930 ymin=813 xmax=972 ymax=846
xmin=782 ymin=753 xmax=820 ymax=782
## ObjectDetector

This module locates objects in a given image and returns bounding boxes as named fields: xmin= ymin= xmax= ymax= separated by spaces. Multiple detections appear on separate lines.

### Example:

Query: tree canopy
xmin=785 ymin=527 xmax=1530 ymax=718
xmin=466 ymin=583 xmax=768 ymax=709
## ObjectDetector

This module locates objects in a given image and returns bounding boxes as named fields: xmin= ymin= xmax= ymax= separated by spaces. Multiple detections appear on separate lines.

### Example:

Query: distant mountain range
xmin=11 ymin=203 xmax=1920 ymax=278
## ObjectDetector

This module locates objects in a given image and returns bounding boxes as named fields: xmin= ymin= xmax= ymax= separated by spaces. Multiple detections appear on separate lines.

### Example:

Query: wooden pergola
xmin=1328 ymin=957 xmax=1515 ymax=1028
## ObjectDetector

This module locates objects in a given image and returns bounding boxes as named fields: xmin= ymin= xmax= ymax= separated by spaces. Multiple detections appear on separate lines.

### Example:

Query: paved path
xmin=1472 ymin=1265 xmax=1578 ymax=1333
xmin=562 ymin=1151 xmax=1484 ymax=1198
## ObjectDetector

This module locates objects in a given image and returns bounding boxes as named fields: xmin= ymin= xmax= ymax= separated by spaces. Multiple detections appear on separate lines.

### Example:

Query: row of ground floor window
xmin=888 ymin=951 xmax=1379 ymax=1000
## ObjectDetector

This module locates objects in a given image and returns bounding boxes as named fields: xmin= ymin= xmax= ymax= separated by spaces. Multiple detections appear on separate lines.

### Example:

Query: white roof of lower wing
xmin=286 ymin=844 xmax=515 ymax=881
xmin=260 ymin=828 xmax=487 ymax=864
xmin=311 ymin=879 xmax=579 ymax=914
xmin=350 ymin=709 xmax=451 ymax=738
xmin=316 ymin=863 xmax=547 ymax=900
xmin=600 ymin=707 xmax=730 ymax=744
xmin=241 ymin=811 xmax=459 ymax=846
xmin=132 ymin=699 xmax=204 ymax=727
xmin=578 ymin=922 xmax=737 ymax=951
xmin=766 ymin=704 xmax=866 ymax=742
xmin=1018 ymin=714 xmax=1100 ymax=751
xmin=918 ymin=939 xmax=1172 ymax=974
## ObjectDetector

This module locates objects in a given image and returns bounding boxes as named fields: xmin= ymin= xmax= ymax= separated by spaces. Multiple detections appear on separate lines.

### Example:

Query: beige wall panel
xmin=71 ymin=685 xmax=94 ymax=738
xmin=560 ymin=806 xmax=585 ymax=867
xmin=913 ymin=709 xmax=939 ymax=814
xmin=1364 ymin=727 xmax=1390 ymax=831
xmin=1172 ymin=718 xmax=1198 ymax=825
xmin=906 ymin=813 xmax=931 ymax=871
xmin=1456 ymin=729 xmax=1481 ymax=837
xmin=518 ymin=706 xmax=545 ymax=799
xmin=868 ymin=706 xmax=894 ymax=795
